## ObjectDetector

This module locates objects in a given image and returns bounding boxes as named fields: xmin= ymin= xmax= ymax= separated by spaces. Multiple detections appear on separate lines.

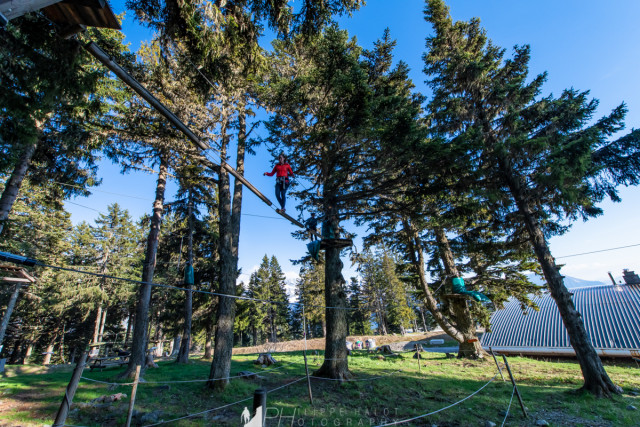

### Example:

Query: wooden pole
xmin=82 ymin=42 xmax=276 ymax=211
xmin=125 ymin=365 xmax=141 ymax=427
xmin=415 ymin=344 xmax=421 ymax=373
xmin=252 ymin=388 xmax=267 ymax=427
xmin=489 ymin=347 xmax=505 ymax=381
xmin=501 ymin=354 xmax=528 ymax=418
xmin=302 ymin=305 xmax=314 ymax=405
xmin=53 ymin=350 xmax=88 ymax=427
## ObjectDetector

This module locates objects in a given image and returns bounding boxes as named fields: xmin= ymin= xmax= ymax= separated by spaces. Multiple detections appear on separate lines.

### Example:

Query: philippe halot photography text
xmin=262 ymin=405 xmax=399 ymax=425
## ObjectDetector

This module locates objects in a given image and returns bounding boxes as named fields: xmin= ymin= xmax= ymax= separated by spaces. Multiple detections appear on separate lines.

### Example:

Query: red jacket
xmin=266 ymin=163 xmax=294 ymax=179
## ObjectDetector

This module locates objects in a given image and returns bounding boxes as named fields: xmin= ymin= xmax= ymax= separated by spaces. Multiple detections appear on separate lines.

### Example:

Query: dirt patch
xmin=531 ymin=409 xmax=614 ymax=427
xmin=0 ymin=390 xmax=59 ymax=426
xmin=231 ymin=331 xmax=451 ymax=355
xmin=1 ymin=364 xmax=74 ymax=378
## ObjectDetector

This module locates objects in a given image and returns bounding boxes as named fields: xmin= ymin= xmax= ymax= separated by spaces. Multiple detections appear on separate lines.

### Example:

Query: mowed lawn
xmin=1 ymin=350 xmax=639 ymax=426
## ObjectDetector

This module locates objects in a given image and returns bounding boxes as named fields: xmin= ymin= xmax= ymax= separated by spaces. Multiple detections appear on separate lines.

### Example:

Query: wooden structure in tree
xmin=0 ymin=265 xmax=36 ymax=284
xmin=0 ymin=0 xmax=120 ymax=30
xmin=319 ymin=238 xmax=353 ymax=250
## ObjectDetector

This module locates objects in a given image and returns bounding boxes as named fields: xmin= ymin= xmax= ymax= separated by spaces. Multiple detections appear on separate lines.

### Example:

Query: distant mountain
xmin=525 ymin=273 xmax=607 ymax=289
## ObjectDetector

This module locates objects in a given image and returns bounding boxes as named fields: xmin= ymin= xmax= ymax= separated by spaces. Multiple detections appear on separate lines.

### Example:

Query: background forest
xmin=1 ymin=0 xmax=640 ymax=399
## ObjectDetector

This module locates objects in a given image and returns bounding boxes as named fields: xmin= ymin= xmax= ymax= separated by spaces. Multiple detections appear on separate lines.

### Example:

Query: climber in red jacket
xmin=264 ymin=153 xmax=294 ymax=213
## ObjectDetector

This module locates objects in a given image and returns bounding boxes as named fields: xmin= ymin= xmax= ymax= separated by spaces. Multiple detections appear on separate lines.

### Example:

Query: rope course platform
xmin=0 ymin=265 xmax=36 ymax=284
xmin=440 ymin=293 xmax=467 ymax=298
xmin=319 ymin=238 xmax=353 ymax=250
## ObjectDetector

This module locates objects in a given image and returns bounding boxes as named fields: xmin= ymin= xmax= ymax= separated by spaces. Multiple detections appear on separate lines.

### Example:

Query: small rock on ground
xmin=483 ymin=421 xmax=496 ymax=427
xmin=626 ymin=405 xmax=637 ymax=411
xmin=140 ymin=409 xmax=164 ymax=424
xmin=535 ymin=420 xmax=549 ymax=426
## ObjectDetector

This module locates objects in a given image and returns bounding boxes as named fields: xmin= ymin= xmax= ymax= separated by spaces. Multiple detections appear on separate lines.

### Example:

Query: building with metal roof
xmin=481 ymin=283 xmax=640 ymax=358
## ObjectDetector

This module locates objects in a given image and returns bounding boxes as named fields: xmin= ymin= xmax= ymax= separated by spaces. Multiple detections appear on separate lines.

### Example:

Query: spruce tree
xmin=422 ymin=0 xmax=640 ymax=395
xmin=265 ymin=26 xmax=424 ymax=379
xmin=0 ymin=15 xmax=130 ymax=235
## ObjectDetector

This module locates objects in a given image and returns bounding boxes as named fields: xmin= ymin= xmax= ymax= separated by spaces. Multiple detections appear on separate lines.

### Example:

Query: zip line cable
xmin=55 ymin=181 xmax=151 ymax=201
xmin=555 ymin=243 xmax=640 ymax=259
xmin=65 ymin=200 xmax=101 ymax=213
xmin=0 ymin=250 xmax=357 ymax=311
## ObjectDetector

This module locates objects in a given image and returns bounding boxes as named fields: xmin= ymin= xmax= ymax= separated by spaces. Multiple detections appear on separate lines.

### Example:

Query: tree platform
xmin=320 ymin=238 xmax=353 ymax=249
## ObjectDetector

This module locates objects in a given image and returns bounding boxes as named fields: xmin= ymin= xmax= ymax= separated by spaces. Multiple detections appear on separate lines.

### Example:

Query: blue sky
xmin=66 ymin=0 xmax=640 ymax=288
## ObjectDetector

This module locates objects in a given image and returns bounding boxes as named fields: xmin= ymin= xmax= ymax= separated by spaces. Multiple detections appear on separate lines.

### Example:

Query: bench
xmin=89 ymin=355 xmax=129 ymax=371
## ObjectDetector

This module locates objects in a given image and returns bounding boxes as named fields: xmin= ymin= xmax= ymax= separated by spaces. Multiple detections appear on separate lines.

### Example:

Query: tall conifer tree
xmin=422 ymin=0 xmax=640 ymax=395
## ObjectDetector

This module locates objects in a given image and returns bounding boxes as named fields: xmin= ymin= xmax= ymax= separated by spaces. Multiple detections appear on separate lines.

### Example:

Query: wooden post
xmin=501 ymin=354 xmax=528 ymax=418
xmin=125 ymin=365 xmax=141 ymax=427
xmin=489 ymin=347 xmax=505 ymax=381
xmin=301 ymin=305 xmax=314 ymax=405
xmin=52 ymin=351 xmax=88 ymax=427
xmin=252 ymin=388 xmax=267 ymax=427
xmin=415 ymin=344 xmax=421 ymax=373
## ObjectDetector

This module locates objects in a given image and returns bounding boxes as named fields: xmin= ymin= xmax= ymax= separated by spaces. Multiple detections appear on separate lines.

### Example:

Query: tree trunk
xmin=22 ymin=343 xmax=33 ymax=364
xmin=120 ymin=155 xmax=167 ymax=379
xmin=252 ymin=326 xmax=258 ymax=347
xmin=43 ymin=337 xmax=57 ymax=365
xmin=314 ymin=210 xmax=352 ymax=380
xmin=0 ymin=283 xmax=22 ymax=349
xmin=59 ymin=324 xmax=66 ymax=364
xmin=124 ymin=310 xmax=133 ymax=346
xmin=8 ymin=339 xmax=22 ymax=364
xmin=433 ymin=227 xmax=484 ymax=358
xmin=208 ymin=115 xmax=245 ymax=391
xmin=177 ymin=190 xmax=195 ymax=363
xmin=155 ymin=329 xmax=164 ymax=357
xmin=98 ymin=307 xmax=107 ymax=343
xmin=171 ymin=336 xmax=181 ymax=357
xmin=203 ymin=319 xmax=214 ymax=359
xmin=503 ymin=164 xmax=621 ymax=396
xmin=269 ymin=308 xmax=277 ymax=343
xmin=401 ymin=219 xmax=479 ymax=356
xmin=92 ymin=305 xmax=102 ymax=345
xmin=420 ymin=307 xmax=428 ymax=332
xmin=0 ymin=137 xmax=39 ymax=236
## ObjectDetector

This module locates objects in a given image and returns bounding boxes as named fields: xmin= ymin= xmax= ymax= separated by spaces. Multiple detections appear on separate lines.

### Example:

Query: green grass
xmin=1 ymin=351 xmax=639 ymax=426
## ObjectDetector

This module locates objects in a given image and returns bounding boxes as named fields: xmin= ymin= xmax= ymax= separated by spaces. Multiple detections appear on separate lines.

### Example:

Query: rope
xmin=143 ymin=376 xmax=306 ymax=426
xmin=139 ymin=362 xmax=294 ymax=384
xmin=142 ymin=395 xmax=253 ymax=426
xmin=264 ymin=375 xmax=307 ymax=393
xmin=372 ymin=372 xmax=499 ymax=427
xmin=80 ymin=362 xmax=293 ymax=386
xmin=24 ymin=259 xmax=359 ymax=311
xmin=309 ymin=368 xmax=402 ymax=382
xmin=500 ymin=386 xmax=516 ymax=427
xmin=80 ymin=377 xmax=135 ymax=386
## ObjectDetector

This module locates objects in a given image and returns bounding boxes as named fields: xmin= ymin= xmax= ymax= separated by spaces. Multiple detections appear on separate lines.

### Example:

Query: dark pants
xmin=275 ymin=180 xmax=289 ymax=210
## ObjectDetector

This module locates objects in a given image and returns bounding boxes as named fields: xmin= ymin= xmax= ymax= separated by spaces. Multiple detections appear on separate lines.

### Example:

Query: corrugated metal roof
xmin=481 ymin=284 xmax=640 ymax=353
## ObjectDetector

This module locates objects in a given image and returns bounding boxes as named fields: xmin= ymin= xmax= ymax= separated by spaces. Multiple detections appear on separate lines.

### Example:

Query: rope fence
xmin=143 ymin=376 xmax=308 ymax=426
xmin=80 ymin=361 xmax=295 ymax=387
xmin=57 ymin=344 xmax=521 ymax=427
xmin=500 ymin=385 xmax=517 ymax=427
xmin=372 ymin=372 xmax=500 ymax=427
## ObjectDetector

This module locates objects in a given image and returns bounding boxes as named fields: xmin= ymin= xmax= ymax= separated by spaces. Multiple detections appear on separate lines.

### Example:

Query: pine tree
xmin=0 ymin=15 xmax=131 ymax=235
xmin=265 ymin=26 xmax=424 ymax=379
xmin=347 ymin=278 xmax=371 ymax=335
xmin=421 ymin=0 xmax=640 ymax=395
xmin=295 ymin=259 xmax=326 ymax=339
xmin=0 ymin=179 xmax=73 ymax=359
